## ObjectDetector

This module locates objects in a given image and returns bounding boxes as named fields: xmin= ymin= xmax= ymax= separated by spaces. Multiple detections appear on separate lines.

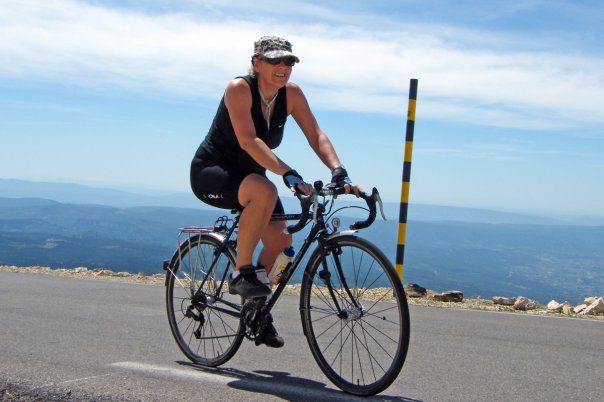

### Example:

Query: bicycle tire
xmin=166 ymin=233 xmax=244 ymax=367
xmin=300 ymin=234 xmax=410 ymax=396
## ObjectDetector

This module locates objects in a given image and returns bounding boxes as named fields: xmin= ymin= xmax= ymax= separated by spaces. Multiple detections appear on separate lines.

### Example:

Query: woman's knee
xmin=263 ymin=222 xmax=292 ymax=250
xmin=239 ymin=174 xmax=278 ymax=206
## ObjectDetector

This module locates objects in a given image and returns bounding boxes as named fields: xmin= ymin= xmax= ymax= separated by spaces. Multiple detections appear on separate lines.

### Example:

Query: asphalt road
xmin=1 ymin=271 xmax=602 ymax=401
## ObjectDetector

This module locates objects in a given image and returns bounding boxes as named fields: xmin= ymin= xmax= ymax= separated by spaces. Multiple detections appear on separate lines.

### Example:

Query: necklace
xmin=258 ymin=86 xmax=278 ymax=129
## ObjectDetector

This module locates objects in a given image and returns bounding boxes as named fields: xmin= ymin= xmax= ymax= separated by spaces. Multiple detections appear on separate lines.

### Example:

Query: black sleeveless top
xmin=192 ymin=75 xmax=288 ymax=173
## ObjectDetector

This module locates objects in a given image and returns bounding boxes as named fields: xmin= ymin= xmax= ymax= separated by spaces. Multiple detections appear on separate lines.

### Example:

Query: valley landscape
xmin=1 ymin=180 xmax=602 ymax=305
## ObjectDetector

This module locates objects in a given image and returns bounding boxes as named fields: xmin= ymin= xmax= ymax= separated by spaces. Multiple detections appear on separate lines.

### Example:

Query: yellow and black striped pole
xmin=395 ymin=79 xmax=418 ymax=280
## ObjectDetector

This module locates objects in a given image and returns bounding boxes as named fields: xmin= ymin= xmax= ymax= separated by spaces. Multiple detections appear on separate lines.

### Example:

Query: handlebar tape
xmin=286 ymin=193 xmax=313 ymax=234
xmin=350 ymin=188 xmax=378 ymax=230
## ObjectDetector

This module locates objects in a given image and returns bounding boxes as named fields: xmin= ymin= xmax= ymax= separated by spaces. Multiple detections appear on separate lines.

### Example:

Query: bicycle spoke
xmin=354 ymin=249 xmax=363 ymax=297
xmin=207 ymin=309 xmax=217 ymax=357
xmin=173 ymin=296 xmax=193 ymax=301
xmin=315 ymin=317 xmax=342 ymax=340
xmin=366 ymin=304 xmax=399 ymax=316
xmin=201 ymin=313 xmax=208 ymax=356
xmin=352 ymin=321 xmax=366 ymax=385
xmin=176 ymin=307 xmax=188 ymax=326
xmin=358 ymin=257 xmax=376 ymax=294
xmin=181 ymin=315 xmax=194 ymax=337
xmin=210 ymin=309 xmax=225 ymax=356
xmin=214 ymin=308 xmax=238 ymax=335
xmin=330 ymin=321 xmax=354 ymax=369
xmin=196 ymin=327 xmax=203 ymax=356
xmin=363 ymin=310 xmax=401 ymax=326
xmin=311 ymin=311 xmax=337 ymax=323
xmin=339 ymin=320 xmax=343 ymax=377
xmin=360 ymin=320 xmax=398 ymax=354
xmin=351 ymin=321 xmax=355 ymax=383
xmin=364 ymin=286 xmax=395 ymax=313
xmin=187 ymin=318 xmax=195 ymax=346
xmin=359 ymin=319 xmax=378 ymax=382
xmin=311 ymin=284 xmax=337 ymax=313
xmin=356 ymin=270 xmax=384 ymax=300
xmin=307 ymin=305 xmax=339 ymax=315
xmin=357 ymin=321 xmax=388 ymax=374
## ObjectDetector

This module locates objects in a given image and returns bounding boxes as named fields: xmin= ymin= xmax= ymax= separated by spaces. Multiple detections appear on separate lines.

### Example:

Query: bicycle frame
xmin=165 ymin=203 xmax=354 ymax=321
xmin=164 ymin=186 xmax=408 ymax=396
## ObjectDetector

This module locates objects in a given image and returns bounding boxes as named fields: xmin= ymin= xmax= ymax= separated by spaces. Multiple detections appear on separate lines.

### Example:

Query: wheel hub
xmin=342 ymin=305 xmax=363 ymax=321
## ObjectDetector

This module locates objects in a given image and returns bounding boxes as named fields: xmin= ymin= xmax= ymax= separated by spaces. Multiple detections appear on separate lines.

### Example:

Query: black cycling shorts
xmin=190 ymin=160 xmax=284 ymax=214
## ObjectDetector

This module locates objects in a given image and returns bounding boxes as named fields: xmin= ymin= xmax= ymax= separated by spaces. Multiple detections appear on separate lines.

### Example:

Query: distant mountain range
xmin=4 ymin=178 xmax=602 ymax=225
xmin=1 ymin=195 xmax=602 ymax=305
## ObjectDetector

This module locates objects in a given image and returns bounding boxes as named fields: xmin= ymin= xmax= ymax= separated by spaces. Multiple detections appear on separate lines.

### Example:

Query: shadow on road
xmin=178 ymin=361 xmax=420 ymax=401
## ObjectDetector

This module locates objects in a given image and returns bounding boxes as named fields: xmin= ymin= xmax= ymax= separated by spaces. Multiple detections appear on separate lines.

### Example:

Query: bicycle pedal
xmin=253 ymin=324 xmax=269 ymax=346
xmin=254 ymin=336 xmax=265 ymax=346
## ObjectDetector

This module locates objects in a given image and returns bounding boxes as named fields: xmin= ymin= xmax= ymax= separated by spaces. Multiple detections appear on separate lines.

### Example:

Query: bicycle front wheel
xmin=300 ymin=235 xmax=410 ymax=396
xmin=166 ymin=233 xmax=244 ymax=367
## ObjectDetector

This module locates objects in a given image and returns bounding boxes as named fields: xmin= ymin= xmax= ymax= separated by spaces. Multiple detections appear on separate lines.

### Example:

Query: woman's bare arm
xmin=288 ymin=82 xmax=361 ymax=195
xmin=288 ymin=82 xmax=341 ymax=170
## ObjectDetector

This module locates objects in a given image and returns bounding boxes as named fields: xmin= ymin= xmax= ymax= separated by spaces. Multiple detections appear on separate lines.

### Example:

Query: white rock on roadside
xmin=562 ymin=302 xmax=574 ymax=315
xmin=584 ymin=296 xmax=598 ymax=305
xmin=492 ymin=296 xmax=516 ymax=306
xmin=547 ymin=300 xmax=563 ymax=313
xmin=514 ymin=296 xmax=537 ymax=311
xmin=73 ymin=267 xmax=88 ymax=273
xmin=582 ymin=298 xmax=604 ymax=315
xmin=574 ymin=304 xmax=587 ymax=314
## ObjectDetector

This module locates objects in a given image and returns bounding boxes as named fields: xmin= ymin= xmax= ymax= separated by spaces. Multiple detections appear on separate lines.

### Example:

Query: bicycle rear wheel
xmin=166 ymin=233 xmax=244 ymax=366
xmin=300 ymin=235 xmax=410 ymax=396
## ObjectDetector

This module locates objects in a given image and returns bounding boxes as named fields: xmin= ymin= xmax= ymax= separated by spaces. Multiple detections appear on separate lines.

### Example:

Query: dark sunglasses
xmin=262 ymin=56 xmax=297 ymax=67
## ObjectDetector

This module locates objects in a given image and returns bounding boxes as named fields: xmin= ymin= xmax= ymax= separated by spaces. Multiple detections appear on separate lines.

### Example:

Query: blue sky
xmin=1 ymin=0 xmax=603 ymax=218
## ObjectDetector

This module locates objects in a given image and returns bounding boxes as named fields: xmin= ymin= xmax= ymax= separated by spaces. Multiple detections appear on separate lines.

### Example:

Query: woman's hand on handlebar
xmin=330 ymin=166 xmax=362 ymax=197
xmin=343 ymin=183 xmax=363 ymax=197
xmin=283 ymin=169 xmax=313 ymax=196
xmin=294 ymin=182 xmax=313 ymax=196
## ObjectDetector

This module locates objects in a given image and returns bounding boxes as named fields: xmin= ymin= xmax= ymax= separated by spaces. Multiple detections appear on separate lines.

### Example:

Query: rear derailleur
xmin=184 ymin=299 xmax=206 ymax=340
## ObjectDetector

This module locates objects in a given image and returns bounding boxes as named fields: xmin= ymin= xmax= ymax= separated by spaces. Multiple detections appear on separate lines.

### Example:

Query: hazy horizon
xmin=2 ymin=177 xmax=604 ymax=225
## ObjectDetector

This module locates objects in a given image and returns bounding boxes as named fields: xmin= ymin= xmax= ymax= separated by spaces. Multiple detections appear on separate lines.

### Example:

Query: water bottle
xmin=269 ymin=246 xmax=295 ymax=284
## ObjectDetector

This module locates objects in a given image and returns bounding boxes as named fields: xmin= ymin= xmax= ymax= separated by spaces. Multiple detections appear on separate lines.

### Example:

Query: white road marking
xmin=110 ymin=361 xmax=230 ymax=384
xmin=109 ymin=361 xmax=360 ymax=400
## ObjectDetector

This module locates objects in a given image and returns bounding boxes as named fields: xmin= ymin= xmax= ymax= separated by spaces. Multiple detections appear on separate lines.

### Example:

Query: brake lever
xmin=374 ymin=189 xmax=386 ymax=220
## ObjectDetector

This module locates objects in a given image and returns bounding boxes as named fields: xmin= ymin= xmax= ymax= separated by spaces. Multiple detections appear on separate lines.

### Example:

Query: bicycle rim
xmin=301 ymin=235 xmax=410 ymax=396
xmin=166 ymin=233 xmax=244 ymax=366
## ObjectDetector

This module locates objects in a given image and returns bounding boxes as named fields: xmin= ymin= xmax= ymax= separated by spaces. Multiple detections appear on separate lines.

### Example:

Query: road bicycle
xmin=163 ymin=181 xmax=410 ymax=396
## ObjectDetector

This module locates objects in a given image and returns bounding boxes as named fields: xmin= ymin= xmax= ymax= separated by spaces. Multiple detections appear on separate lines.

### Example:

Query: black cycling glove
xmin=283 ymin=169 xmax=305 ymax=191
xmin=330 ymin=166 xmax=352 ymax=187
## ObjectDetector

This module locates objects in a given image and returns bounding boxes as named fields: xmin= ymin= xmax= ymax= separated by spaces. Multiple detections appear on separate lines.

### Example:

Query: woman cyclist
xmin=190 ymin=36 xmax=360 ymax=347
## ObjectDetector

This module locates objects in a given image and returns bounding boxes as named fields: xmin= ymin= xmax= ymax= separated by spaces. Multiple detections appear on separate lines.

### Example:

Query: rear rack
xmin=179 ymin=226 xmax=214 ymax=233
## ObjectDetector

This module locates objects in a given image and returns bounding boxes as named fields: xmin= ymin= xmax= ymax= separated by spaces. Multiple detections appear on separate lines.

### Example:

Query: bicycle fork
xmin=319 ymin=245 xmax=363 ymax=321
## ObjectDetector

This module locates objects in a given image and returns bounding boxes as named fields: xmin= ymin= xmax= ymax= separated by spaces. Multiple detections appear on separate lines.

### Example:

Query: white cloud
xmin=2 ymin=0 xmax=604 ymax=131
